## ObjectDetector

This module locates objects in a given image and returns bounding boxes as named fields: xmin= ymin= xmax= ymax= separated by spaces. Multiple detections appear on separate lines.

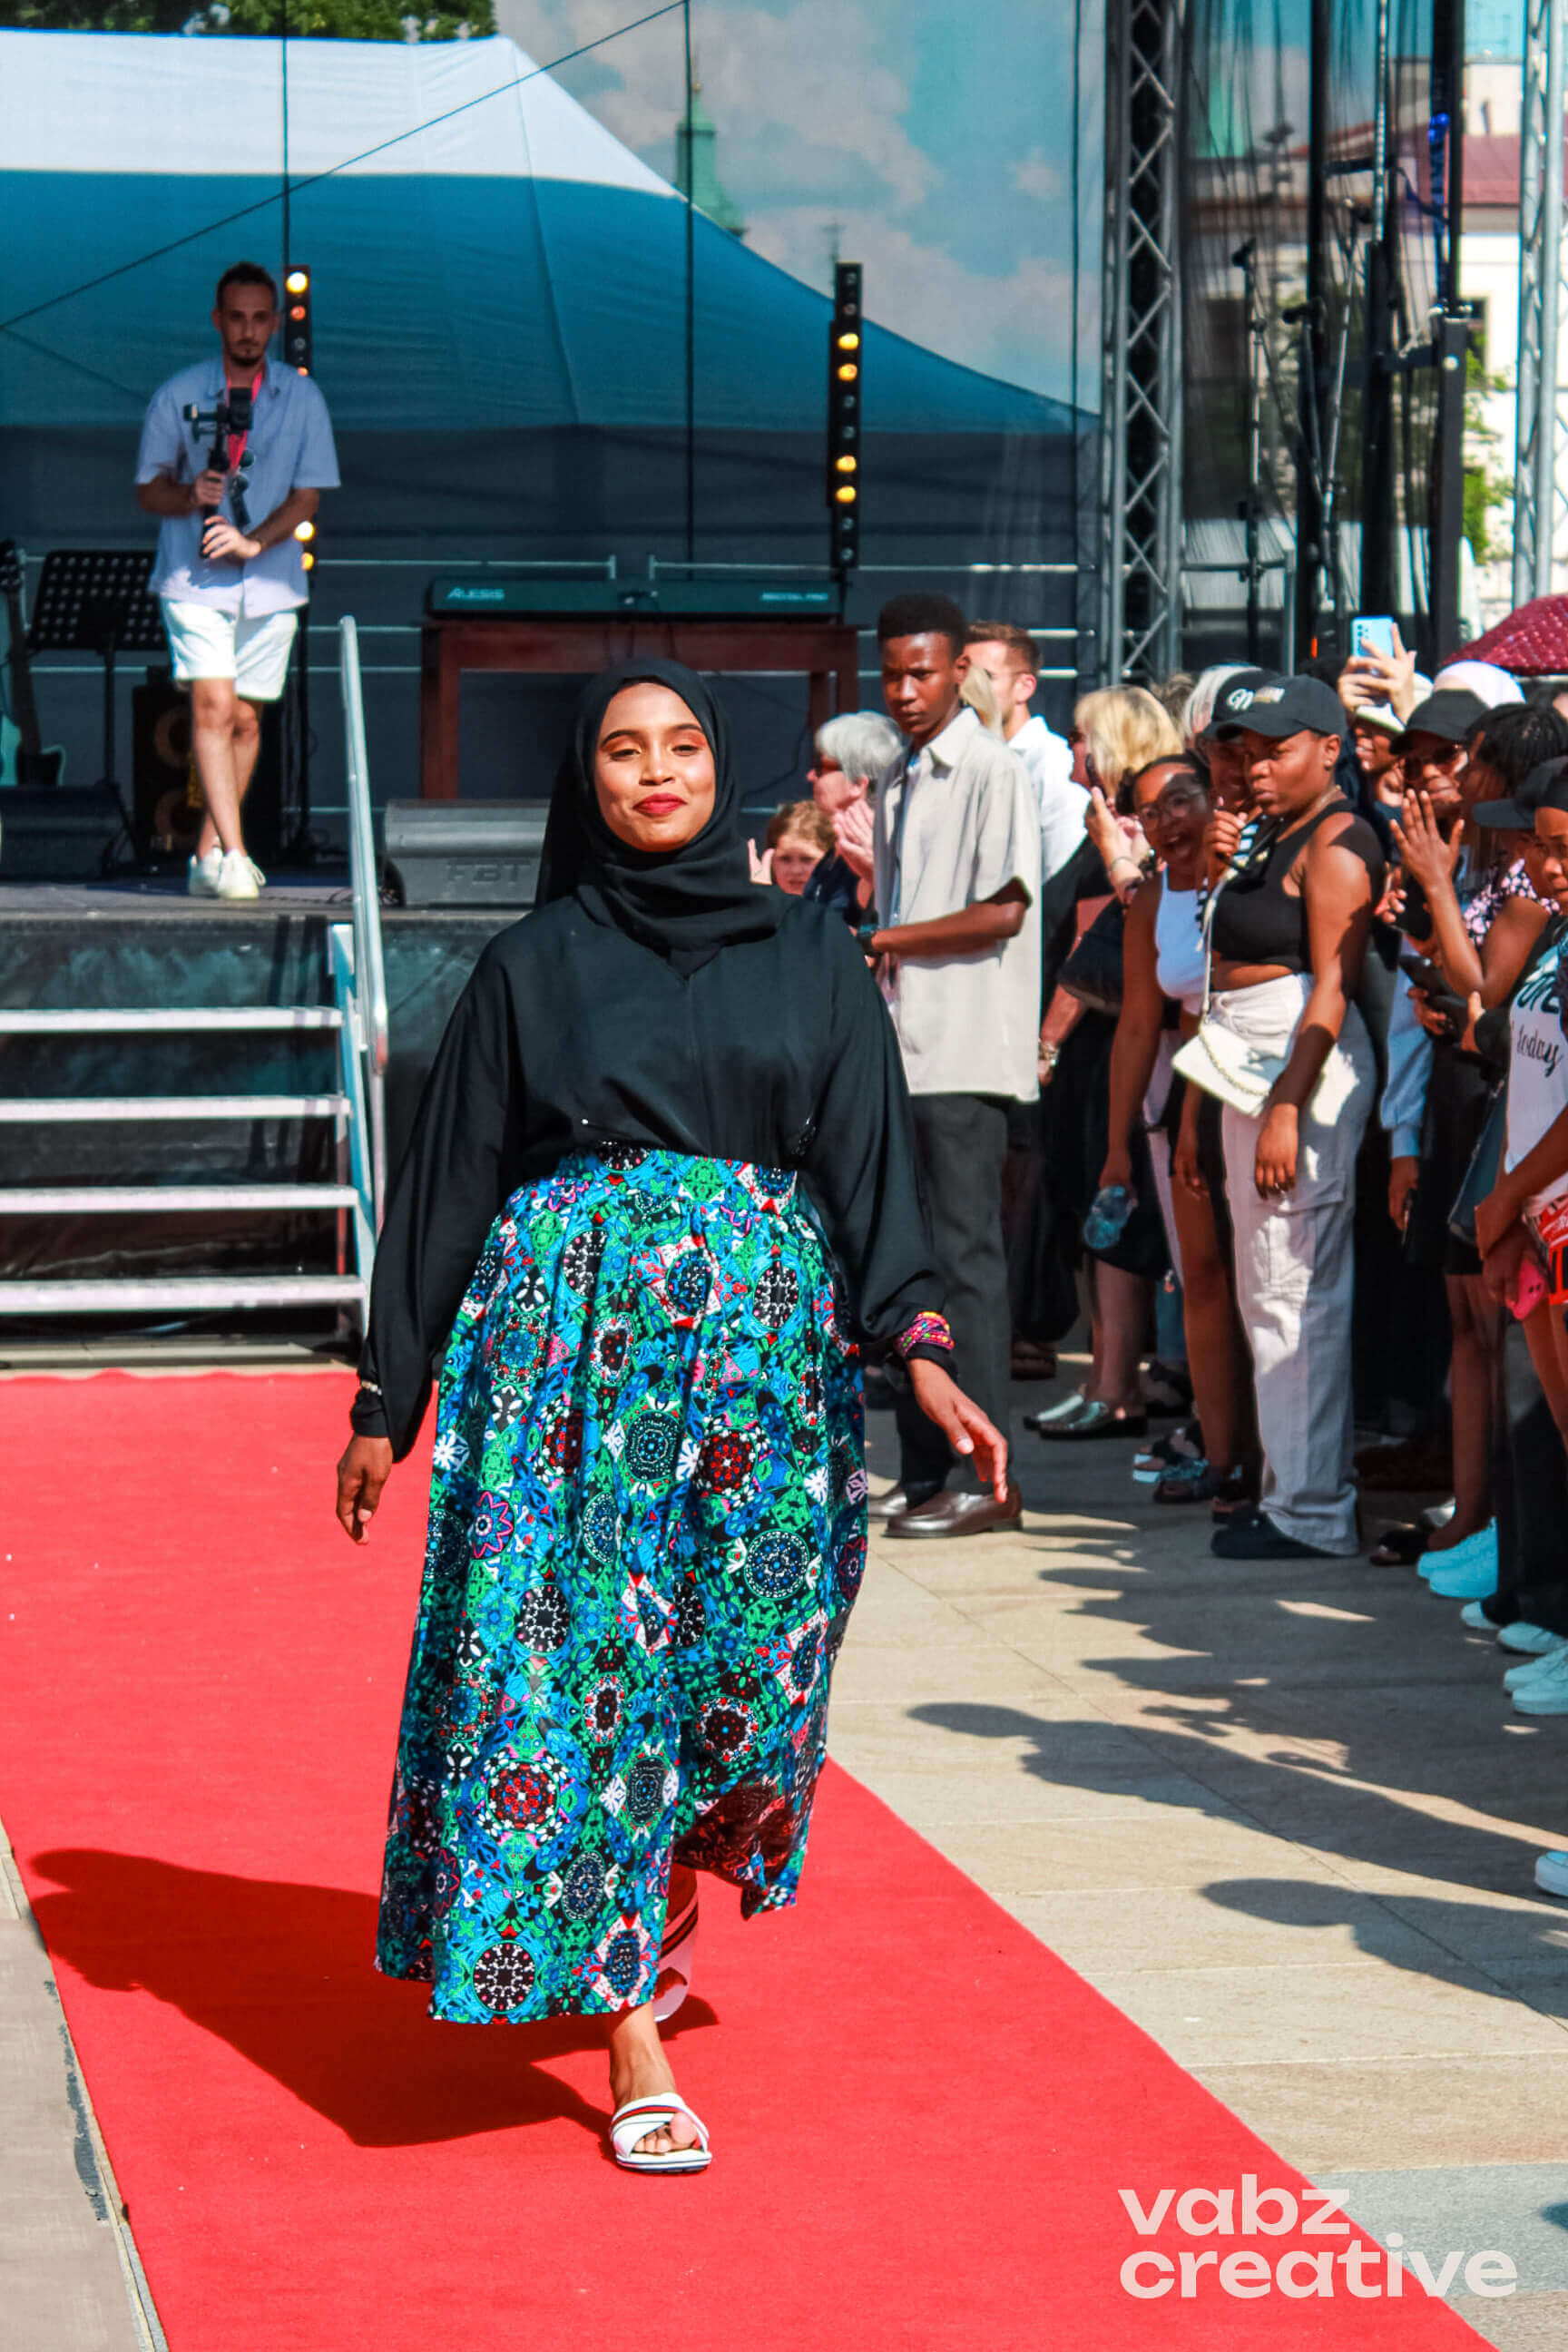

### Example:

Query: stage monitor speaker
xmin=132 ymin=677 xmax=283 ymax=867
xmin=0 ymin=784 xmax=121 ymax=880
xmin=382 ymin=799 xmax=549 ymax=907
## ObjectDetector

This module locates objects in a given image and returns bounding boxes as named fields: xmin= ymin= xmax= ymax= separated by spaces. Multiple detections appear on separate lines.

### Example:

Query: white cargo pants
xmin=1214 ymin=975 xmax=1374 ymax=1555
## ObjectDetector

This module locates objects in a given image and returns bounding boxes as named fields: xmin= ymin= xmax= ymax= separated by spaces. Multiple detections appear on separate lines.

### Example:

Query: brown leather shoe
xmin=885 ymin=1483 xmax=1024 ymax=1539
xmin=867 ymin=1484 xmax=919 ymax=1524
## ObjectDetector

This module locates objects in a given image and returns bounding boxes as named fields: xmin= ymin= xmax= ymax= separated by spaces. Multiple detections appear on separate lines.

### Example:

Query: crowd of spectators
xmin=750 ymin=597 xmax=1568 ymax=1898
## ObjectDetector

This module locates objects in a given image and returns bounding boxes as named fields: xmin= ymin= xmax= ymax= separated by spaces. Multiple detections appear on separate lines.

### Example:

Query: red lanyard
xmin=223 ymin=369 xmax=265 ymax=473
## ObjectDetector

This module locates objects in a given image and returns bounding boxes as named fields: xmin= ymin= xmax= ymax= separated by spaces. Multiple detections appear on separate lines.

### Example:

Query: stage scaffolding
xmin=1102 ymin=0 xmax=1455 ymax=677
xmin=1100 ymin=0 xmax=1186 ymax=684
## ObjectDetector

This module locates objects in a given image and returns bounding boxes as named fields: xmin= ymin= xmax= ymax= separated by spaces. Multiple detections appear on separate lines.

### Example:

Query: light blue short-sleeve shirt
xmin=136 ymin=355 xmax=340 ymax=617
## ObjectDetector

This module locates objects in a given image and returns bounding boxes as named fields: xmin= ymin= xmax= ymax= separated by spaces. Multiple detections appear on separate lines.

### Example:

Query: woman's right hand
xmin=1205 ymin=808 xmax=1244 ymax=875
xmin=1098 ymin=1144 xmax=1133 ymax=1196
xmin=1173 ymin=1107 xmax=1205 ymax=1199
xmin=833 ymin=797 xmax=876 ymax=884
xmin=337 ymin=1434 xmax=394 ymax=1544
xmin=1391 ymin=791 xmax=1461 ymax=899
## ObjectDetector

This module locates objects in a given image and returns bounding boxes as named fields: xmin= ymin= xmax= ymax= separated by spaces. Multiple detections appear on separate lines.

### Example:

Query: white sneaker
xmin=1502 ymin=1647 xmax=1568 ymax=1693
xmin=214 ymin=849 xmax=264 ymax=901
xmin=187 ymin=847 xmax=223 ymax=897
xmin=1512 ymin=1649 xmax=1568 ymax=1713
xmin=1459 ymin=1601 xmax=1494 ymax=1631
xmin=1497 ymin=1622 xmax=1568 ymax=1657
xmin=1535 ymin=1851 xmax=1568 ymax=1898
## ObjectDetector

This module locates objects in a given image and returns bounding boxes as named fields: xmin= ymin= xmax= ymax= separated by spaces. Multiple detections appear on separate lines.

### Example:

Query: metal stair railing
xmin=0 ymin=616 xmax=390 ymax=1325
xmin=328 ymin=613 xmax=389 ymax=1296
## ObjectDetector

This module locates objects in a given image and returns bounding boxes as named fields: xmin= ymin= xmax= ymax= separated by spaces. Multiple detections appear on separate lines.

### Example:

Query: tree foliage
xmin=0 ymin=1 xmax=495 ymax=35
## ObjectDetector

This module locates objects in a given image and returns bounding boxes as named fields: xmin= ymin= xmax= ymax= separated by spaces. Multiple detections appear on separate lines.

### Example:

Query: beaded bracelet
xmin=895 ymin=1311 xmax=955 ymax=1359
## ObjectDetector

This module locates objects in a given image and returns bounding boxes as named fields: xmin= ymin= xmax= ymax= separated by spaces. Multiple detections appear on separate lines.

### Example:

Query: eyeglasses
xmin=1400 ymin=743 xmax=1465 ymax=775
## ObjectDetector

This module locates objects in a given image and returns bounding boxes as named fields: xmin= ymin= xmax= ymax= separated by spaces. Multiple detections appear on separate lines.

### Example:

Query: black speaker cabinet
xmin=382 ymin=800 xmax=550 ymax=907
xmin=0 ymin=783 xmax=122 ymax=880
xmin=132 ymin=675 xmax=282 ymax=866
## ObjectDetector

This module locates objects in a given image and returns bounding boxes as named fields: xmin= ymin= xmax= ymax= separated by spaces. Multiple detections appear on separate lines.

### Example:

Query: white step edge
xmin=0 ymin=1096 xmax=349 ymax=1122
xmin=0 ymin=1185 xmax=361 ymax=1213
xmin=0 ymin=1276 xmax=367 ymax=1313
xmin=0 ymin=1008 xmax=340 ymax=1034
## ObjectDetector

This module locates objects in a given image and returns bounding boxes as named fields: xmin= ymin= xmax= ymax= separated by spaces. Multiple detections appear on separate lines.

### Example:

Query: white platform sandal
xmin=652 ymin=1881 xmax=699 ymax=2022
xmin=609 ymin=2094 xmax=712 ymax=2174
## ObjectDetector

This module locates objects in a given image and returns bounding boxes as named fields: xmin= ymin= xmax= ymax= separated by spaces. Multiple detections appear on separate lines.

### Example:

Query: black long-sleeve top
xmin=353 ymin=892 xmax=946 ymax=1458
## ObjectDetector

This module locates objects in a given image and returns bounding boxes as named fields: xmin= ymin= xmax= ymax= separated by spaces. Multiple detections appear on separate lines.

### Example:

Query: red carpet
xmin=0 ymin=1372 xmax=1481 ymax=2349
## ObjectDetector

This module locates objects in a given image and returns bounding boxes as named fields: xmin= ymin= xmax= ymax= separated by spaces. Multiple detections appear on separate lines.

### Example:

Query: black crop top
xmin=1210 ymin=799 xmax=1385 ymax=974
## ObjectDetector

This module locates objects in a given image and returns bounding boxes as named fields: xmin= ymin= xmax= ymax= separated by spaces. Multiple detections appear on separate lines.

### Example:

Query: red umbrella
xmin=1456 ymin=596 xmax=1568 ymax=674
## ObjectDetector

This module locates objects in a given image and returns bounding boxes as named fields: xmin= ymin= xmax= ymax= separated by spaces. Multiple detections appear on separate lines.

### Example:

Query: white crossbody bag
xmin=1170 ymin=843 xmax=1290 ymax=1117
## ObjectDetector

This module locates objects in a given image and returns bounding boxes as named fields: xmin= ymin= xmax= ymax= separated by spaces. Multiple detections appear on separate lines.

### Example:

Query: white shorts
xmin=162 ymin=602 xmax=298 ymax=702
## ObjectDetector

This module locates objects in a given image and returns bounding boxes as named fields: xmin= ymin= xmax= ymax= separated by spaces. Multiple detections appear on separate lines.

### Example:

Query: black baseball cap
xmin=1212 ymin=673 xmax=1346 ymax=741
xmin=1395 ymin=689 xmax=1486 ymax=750
xmin=1200 ymin=669 xmax=1274 ymax=739
xmin=1472 ymin=756 xmax=1568 ymax=830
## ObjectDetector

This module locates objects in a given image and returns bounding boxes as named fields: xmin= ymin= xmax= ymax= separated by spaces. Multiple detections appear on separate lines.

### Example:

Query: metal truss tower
xmin=1100 ymin=0 xmax=1185 ymax=682
xmin=1514 ymin=0 xmax=1567 ymax=606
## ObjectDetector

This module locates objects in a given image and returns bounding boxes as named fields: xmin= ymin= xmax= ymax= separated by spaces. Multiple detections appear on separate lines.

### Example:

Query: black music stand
xmin=29 ymin=550 xmax=164 ymax=857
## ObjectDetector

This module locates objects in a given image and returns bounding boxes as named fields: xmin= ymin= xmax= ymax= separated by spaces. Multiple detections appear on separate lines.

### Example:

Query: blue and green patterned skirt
xmin=376 ymin=1146 xmax=867 ymax=2022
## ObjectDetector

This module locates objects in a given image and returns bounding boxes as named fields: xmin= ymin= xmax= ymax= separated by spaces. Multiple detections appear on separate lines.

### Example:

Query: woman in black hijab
xmin=336 ymin=663 xmax=1004 ymax=2173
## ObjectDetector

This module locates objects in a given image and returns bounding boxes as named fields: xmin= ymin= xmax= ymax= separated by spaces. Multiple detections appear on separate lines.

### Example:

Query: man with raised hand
xmin=963 ymin=618 xmax=1083 ymax=881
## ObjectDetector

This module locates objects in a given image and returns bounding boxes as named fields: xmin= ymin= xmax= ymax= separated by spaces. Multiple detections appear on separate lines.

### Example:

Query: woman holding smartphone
xmin=1381 ymin=704 xmax=1563 ymax=1574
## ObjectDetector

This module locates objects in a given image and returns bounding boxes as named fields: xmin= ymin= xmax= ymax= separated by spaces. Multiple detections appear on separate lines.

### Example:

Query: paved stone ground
xmin=843 ymin=1365 xmax=1568 ymax=2348
xmin=6 ymin=1356 xmax=1568 ymax=2346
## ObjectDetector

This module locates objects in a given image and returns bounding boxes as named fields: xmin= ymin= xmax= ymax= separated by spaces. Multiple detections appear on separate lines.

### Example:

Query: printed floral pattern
xmin=376 ymin=1149 xmax=867 ymax=2023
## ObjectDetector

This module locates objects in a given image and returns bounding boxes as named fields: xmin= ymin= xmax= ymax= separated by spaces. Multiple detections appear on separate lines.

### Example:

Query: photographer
xmin=135 ymin=261 xmax=338 ymax=900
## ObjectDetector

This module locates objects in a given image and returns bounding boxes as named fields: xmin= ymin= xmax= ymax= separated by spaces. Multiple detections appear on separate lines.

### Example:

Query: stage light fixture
xmin=826 ymin=260 xmax=862 ymax=574
xmin=282 ymin=263 xmax=313 ymax=375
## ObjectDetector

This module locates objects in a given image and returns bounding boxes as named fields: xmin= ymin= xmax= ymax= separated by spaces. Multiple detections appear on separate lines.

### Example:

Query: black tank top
xmin=1210 ymin=798 xmax=1384 ymax=974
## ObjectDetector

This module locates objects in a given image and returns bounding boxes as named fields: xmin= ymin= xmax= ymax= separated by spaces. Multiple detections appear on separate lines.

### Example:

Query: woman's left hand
xmin=747 ymin=838 xmax=775 ymax=885
xmin=907 ymin=1358 xmax=1010 ymax=1501
xmin=1475 ymin=1182 xmax=1521 ymax=1263
xmin=1254 ymin=1102 xmax=1299 ymax=1198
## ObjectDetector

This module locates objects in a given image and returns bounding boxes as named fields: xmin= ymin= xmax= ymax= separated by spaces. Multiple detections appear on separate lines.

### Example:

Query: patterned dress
xmin=376 ymin=1146 xmax=867 ymax=2023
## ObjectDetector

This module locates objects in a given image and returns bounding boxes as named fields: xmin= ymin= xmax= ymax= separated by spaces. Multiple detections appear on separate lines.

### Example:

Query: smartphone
xmin=1398 ymin=950 xmax=1446 ymax=994
xmin=1351 ymin=615 xmax=1399 ymax=662
xmin=1506 ymin=1251 xmax=1549 ymax=1322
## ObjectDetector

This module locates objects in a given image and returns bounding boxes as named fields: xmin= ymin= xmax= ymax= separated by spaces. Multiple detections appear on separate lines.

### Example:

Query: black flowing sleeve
xmin=800 ymin=921 xmax=952 ymax=1367
xmin=351 ymin=943 xmax=524 ymax=1460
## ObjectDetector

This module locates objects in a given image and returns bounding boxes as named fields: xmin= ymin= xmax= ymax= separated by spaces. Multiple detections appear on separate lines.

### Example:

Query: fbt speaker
xmin=0 ymin=785 xmax=120 ymax=880
xmin=381 ymin=800 xmax=551 ymax=907
xmin=132 ymin=675 xmax=282 ymax=865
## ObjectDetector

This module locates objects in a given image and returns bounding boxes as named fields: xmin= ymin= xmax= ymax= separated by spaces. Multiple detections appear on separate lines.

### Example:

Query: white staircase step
xmin=0 ymin=1008 xmax=340 ymax=1034
xmin=0 ymin=1275 xmax=367 ymax=1314
xmin=0 ymin=1184 xmax=361 ymax=1213
xmin=0 ymin=1094 xmax=349 ymax=1122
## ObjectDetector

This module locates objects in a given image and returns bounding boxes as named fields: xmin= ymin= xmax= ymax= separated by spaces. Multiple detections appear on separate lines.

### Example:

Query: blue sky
xmin=494 ymin=0 xmax=1102 ymax=404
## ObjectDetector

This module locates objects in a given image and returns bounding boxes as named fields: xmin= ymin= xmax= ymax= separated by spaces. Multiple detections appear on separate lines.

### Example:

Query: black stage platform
xmin=0 ymin=875 xmax=511 ymax=1298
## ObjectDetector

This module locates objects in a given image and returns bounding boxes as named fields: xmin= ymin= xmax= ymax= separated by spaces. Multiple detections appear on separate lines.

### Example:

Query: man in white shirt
xmin=867 ymin=593 xmax=1041 ymax=1538
xmin=136 ymin=261 xmax=339 ymax=899
xmin=962 ymin=620 xmax=1085 ymax=880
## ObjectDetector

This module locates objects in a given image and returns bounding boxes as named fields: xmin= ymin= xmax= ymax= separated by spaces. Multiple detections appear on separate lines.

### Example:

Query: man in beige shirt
xmin=867 ymin=593 xmax=1041 ymax=1537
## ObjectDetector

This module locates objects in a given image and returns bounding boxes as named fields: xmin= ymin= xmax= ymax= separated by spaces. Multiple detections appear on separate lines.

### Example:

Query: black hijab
xmin=536 ymin=659 xmax=784 ymax=975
